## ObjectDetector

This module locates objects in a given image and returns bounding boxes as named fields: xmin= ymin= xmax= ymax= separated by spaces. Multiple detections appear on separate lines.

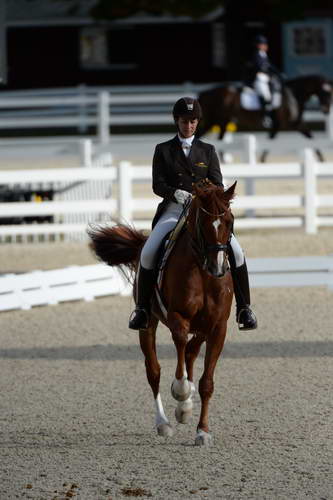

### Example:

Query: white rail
xmin=115 ymin=149 xmax=333 ymax=234
xmin=0 ymin=147 xmax=332 ymax=241
xmin=1 ymin=255 xmax=332 ymax=312
xmin=0 ymin=85 xmax=332 ymax=143
xmin=0 ymin=264 xmax=131 ymax=312
xmin=248 ymin=255 xmax=333 ymax=288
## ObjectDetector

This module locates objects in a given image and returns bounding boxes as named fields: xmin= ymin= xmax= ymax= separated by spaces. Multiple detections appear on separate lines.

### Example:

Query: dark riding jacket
xmin=246 ymin=50 xmax=281 ymax=85
xmin=152 ymin=135 xmax=223 ymax=228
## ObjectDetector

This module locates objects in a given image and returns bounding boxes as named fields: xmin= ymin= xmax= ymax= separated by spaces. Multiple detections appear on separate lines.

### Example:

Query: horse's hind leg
xmin=315 ymin=148 xmax=325 ymax=162
xmin=139 ymin=317 xmax=173 ymax=438
xmin=175 ymin=334 xmax=205 ymax=424
xmin=260 ymin=150 xmax=269 ymax=163
xmin=195 ymin=323 xmax=228 ymax=446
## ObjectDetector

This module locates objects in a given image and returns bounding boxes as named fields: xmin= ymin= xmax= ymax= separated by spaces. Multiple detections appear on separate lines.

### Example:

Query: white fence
xmin=0 ymin=83 xmax=213 ymax=144
xmin=1 ymin=255 xmax=332 ymax=313
xmin=0 ymin=264 xmax=131 ymax=312
xmin=248 ymin=255 xmax=333 ymax=288
xmin=0 ymin=166 xmax=117 ymax=242
xmin=0 ymin=84 xmax=332 ymax=143
xmin=110 ymin=147 xmax=333 ymax=234
xmin=0 ymin=146 xmax=332 ymax=241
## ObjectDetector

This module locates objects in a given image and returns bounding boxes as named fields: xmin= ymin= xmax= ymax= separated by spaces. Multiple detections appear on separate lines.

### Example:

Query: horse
xmin=197 ymin=74 xmax=332 ymax=162
xmin=88 ymin=179 xmax=237 ymax=446
xmin=285 ymin=75 xmax=332 ymax=137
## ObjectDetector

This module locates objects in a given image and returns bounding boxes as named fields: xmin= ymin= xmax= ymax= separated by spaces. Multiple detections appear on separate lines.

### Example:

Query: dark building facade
xmin=4 ymin=1 xmax=333 ymax=90
xmin=5 ymin=14 xmax=228 ymax=89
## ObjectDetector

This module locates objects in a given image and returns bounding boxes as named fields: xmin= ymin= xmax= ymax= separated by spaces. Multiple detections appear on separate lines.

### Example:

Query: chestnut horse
xmin=88 ymin=180 xmax=236 ymax=446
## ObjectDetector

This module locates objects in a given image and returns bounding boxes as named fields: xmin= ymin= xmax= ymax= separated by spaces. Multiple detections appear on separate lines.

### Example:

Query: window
xmin=80 ymin=27 xmax=137 ymax=70
xmin=80 ymin=27 xmax=108 ymax=69
xmin=291 ymin=25 xmax=328 ymax=57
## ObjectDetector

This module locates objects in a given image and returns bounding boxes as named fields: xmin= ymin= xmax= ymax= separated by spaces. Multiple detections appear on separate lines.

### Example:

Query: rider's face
xmin=257 ymin=43 xmax=268 ymax=52
xmin=177 ymin=117 xmax=199 ymax=138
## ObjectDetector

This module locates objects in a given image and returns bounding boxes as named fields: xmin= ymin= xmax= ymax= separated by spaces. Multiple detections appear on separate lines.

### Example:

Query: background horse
xmin=285 ymin=75 xmax=332 ymax=138
xmin=89 ymin=180 xmax=236 ymax=446
xmin=197 ymin=74 xmax=332 ymax=161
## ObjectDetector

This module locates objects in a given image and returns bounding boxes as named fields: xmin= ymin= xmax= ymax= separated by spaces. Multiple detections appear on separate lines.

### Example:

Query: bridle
xmin=190 ymin=203 xmax=231 ymax=277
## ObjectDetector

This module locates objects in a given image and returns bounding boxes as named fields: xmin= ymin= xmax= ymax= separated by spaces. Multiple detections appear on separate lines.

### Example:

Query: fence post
xmin=183 ymin=81 xmax=195 ymax=96
xmin=244 ymin=134 xmax=256 ymax=217
xmin=79 ymin=138 xmax=93 ymax=168
xmin=118 ymin=161 xmax=132 ymax=222
xmin=303 ymin=148 xmax=317 ymax=234
xmin=98 ymin=91 xmax=110 ymax=144
xmin=328 ymin=254 xmax=333 ymax=290
xmin=78 ymin=84 xmax=87 ymax=133
xmin=325 ymin=104 xmax=333 ymax=140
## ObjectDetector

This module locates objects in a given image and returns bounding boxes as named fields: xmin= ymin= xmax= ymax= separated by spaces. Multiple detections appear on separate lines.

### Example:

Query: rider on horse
xmin=245 ymin=34 xmax=283 ymax=125
xmin=128 ymin=97 xmax=257 ymax=332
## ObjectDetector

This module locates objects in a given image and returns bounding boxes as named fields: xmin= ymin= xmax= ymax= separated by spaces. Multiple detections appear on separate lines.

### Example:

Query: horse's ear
xmin=225 ymin=181 xmax=237 ymax=200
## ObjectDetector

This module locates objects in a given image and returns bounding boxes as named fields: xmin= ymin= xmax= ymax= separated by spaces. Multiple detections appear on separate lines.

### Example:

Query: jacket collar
xmin=171 ymin=135 xmax=199 ymax=150
xmin=170 ymin=135 xmax=198 ymax=173
xmin=177 ymin=133 xmax=195 ymax=148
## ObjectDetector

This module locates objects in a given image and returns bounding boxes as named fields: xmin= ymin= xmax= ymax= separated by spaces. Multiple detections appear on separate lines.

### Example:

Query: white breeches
xmin=140 ymin=202 xmax=183 ymax=270
xmin=140 ymin=202 xmax=245 ymax=270
xmin=254 ymin=73 xmax=272 ymax=103
xmin=229 ymin=234 xmax=245 ymax=268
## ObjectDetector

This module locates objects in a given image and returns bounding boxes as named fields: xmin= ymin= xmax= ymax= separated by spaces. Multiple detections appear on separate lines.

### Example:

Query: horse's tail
xmin=88 ymin=223 xmax=147 ymax=273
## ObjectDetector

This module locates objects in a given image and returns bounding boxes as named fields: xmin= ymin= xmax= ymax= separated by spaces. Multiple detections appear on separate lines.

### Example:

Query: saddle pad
xmin=240 ymin=87 xmax=261 ymax=110
xmin=240 ymin=87 xmax=282 ymax=111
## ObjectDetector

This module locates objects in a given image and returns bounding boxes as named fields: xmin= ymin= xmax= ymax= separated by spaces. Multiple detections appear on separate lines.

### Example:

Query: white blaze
xmin=212 ymin=218 xmax=225 ymax=273
xmin=212 ymin=218 xmax=221 ymax=234
xmin=217 ymin=250 xmax=225 ymax=271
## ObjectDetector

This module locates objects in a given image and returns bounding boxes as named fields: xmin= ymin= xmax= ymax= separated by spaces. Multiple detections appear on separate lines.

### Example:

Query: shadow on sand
xmin=0 ymin=340 xmax=332 ymax=361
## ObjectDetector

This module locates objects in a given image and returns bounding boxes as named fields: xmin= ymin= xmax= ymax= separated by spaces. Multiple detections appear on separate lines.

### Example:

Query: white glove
xmin=174 ymin=189 xmax=192 ymax=205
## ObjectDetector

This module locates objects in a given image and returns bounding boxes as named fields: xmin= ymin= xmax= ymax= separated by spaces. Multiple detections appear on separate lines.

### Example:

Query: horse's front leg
xmin=196 ymin=322 xmax=228 ymax=446
xmin=174 ymin=334 xmax=205 ymax=424
xmin=139 ymin=317 xmax=173 ymax=438
xmin=168 ymin=311 xmax=192 ymax=403
xmin=296 ymin=110 xmax=313 ymax=139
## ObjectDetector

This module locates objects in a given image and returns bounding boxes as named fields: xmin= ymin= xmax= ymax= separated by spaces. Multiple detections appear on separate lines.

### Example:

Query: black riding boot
xmin=128 ymin=265 xmax=155 ymax=330
xmin=231 ymin=261 xmax=257 ymax=331
xmin=259 ymin=97 xmax=273 ymax=129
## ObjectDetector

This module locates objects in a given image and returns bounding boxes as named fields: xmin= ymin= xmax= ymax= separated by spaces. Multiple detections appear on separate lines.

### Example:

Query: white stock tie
xmin=182 ymin=142 xmax=191 ymax=157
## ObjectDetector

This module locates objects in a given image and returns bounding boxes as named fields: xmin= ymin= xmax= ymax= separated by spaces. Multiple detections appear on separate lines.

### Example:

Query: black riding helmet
xmin=254 ymin=34 xmax=268 ymax=45
xmin=172 ymin=97 xmax=202 ymax=122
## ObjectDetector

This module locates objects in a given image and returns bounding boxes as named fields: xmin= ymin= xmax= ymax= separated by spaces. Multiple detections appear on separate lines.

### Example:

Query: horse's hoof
xmin=175 ymin=406 xmax=192 ymax=424
xmin=171 ymin=379 xmax=191 ymax=402
xmin=195 ymin=429 xmax=212 ymax=446
xmin=157 ymin=423 xmax=173 ymax=438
